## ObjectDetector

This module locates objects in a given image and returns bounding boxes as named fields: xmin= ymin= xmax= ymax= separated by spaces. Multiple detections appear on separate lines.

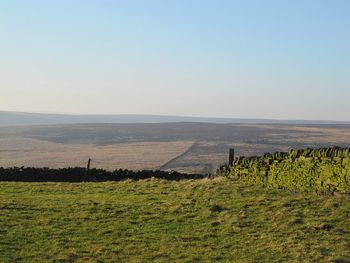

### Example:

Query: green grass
xmin=0 ymin=178 xmax=349 ymax=262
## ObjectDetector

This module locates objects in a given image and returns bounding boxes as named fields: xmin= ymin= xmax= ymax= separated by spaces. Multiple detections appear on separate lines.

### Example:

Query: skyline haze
xmin=1 ymin=0 xmax=349 ymax=121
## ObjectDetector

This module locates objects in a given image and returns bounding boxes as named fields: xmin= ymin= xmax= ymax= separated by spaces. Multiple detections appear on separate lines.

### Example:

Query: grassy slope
xmin=0 ymin=179 xmax=349 ymax=262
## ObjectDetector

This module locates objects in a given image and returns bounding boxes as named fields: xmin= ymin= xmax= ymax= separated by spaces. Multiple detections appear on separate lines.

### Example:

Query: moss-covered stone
xmin=230 ymin=147 xmax=350 ymax=193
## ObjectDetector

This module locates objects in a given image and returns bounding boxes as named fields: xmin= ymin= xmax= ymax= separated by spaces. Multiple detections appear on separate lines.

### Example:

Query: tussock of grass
xmin=0 ymin=178 xmax=349 ymax=262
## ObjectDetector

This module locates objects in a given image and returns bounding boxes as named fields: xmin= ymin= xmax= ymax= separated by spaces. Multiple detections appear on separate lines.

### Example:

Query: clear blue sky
xmin=1 ymin=0 xmax=349 ymax=120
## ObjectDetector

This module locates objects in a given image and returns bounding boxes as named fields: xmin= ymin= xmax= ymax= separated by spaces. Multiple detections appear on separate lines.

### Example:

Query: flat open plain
xmin=1 ymin=123 xmax=350 ymax=173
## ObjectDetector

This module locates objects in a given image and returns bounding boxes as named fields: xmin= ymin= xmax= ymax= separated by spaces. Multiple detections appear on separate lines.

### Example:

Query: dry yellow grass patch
xmin=0 ymin=137 xmax=193 ymax=170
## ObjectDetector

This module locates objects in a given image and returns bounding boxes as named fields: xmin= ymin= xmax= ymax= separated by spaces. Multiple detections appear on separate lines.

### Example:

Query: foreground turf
xmin=0 ymin=178 xmax=349 ymax=262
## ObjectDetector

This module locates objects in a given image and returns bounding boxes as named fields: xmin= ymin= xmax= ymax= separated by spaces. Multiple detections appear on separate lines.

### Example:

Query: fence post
xmin=229 ymin=148 xmax=235 ymax=167
xmin=87 ymin=158 xmax=91 ymax=171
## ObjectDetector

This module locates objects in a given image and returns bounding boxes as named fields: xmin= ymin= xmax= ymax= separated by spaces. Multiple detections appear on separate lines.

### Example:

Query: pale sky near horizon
xmin=1 ymin=0 xmax=349 ymax=121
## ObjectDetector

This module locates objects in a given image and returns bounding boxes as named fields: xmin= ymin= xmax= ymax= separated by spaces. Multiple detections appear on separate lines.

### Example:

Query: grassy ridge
xmin=1 ymin=178 xmax=350 ymax=262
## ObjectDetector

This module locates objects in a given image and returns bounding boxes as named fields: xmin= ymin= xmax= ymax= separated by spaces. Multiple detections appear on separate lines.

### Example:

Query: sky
xmin=0 ymin=0 xmax=349 ymax=121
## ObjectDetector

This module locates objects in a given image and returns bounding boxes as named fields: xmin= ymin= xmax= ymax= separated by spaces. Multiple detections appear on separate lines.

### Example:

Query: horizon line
xmin=1 ymin=110 xmax=350 ymax=123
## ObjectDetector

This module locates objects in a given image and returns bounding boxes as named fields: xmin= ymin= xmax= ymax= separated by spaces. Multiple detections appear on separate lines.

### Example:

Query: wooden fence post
xmin=87 ymin=158 xmax=91 ymax=171
xmin=229 ymin=148 xmax=235 ymax=167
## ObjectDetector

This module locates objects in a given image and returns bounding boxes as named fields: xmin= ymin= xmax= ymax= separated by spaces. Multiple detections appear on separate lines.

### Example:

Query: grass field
xmin=1 ymin=178 xmax=349 ymax=262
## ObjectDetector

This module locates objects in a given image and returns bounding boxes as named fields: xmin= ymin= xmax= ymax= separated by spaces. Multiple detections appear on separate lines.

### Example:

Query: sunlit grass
xmin=0 ymin=178 xmax=349 ymax=262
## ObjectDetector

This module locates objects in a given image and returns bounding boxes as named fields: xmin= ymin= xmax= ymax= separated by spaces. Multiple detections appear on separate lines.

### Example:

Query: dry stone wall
xmin=230 ymin=147 xmax=350 ymax=193
xmin=0 ymin=167 xmax=205 ymax=182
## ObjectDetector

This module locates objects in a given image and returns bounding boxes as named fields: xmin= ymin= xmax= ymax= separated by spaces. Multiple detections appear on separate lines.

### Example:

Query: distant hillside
xmin=1 ymin=111 xmax=349 ymax=126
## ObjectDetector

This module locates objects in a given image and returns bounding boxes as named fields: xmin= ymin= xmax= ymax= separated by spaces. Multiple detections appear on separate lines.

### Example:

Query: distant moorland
xmin=1 ymin=111 xmax=350 ymax=126
xmin=1 ymin=122 xmax=350 ymax=173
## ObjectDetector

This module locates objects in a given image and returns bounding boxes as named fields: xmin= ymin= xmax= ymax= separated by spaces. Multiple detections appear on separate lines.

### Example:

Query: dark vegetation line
xmin=0 ymin=167 xmax=206 ymax=182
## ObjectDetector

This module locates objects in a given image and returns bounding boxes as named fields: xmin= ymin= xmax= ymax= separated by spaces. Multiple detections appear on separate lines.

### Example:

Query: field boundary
xmin=230 ymin=146 xmax=350 ymax=193
xmin=0 ymin=167 xmax=207 ymax=182
xmin=159 ymin=142 xmax=196 ymax=170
